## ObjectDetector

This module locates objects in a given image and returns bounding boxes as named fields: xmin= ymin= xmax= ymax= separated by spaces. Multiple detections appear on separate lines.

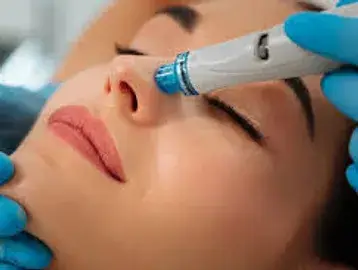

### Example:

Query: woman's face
xmin=5 ymin=0 xmax=352 ymax=269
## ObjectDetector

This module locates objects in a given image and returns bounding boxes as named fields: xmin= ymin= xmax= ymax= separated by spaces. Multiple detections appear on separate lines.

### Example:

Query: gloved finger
xmin=349 ymin=127 xmax=358 ymax=162
xmin=321 ymin=68 xmax=358 ymax=121
xmin=337 ymin=0 xmax=358 ymax=7
xmin=346 ymin=164 xmax=358 ymax=192
xmin=0 ymin=264 xmax=22 ymax=270
xmin=0 ymin=232 xmax=52 ymax=269
xmin=0 ymin=153 xmax=14 ymax=185
xmin=0 ymin=197 xmax=26 ymax=237
xmin=284 ymin=12 xmax=358 ymax=65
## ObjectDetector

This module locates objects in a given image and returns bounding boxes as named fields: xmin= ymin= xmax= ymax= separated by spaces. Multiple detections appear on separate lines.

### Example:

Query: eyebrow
xmin=283 ymin=78 xmax=315 ymax=138
xmin=155 ymin=5 xmax=200 ymax=33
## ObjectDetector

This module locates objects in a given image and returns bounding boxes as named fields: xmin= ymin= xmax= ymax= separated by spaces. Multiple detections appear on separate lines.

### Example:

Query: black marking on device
xmin=256 ymin=33 xmax=269 ymax=61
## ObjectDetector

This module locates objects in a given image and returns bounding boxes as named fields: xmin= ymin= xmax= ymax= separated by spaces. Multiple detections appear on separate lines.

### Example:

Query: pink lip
xmin=48 ymin=105 xmax=124 ymax=182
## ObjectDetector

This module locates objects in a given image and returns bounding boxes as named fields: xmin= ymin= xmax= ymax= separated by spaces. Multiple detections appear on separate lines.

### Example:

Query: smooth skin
xmin=0 ymin=0 xmax=354 ymax=269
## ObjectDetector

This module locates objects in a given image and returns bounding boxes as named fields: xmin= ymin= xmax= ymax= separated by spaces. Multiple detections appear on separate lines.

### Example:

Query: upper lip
xmin=48 ymin=105 xmax=125 ymax=182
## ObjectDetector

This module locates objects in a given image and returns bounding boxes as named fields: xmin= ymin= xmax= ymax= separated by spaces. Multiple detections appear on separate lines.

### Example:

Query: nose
xmin=106 ymin=56 xmax=181 ymax=125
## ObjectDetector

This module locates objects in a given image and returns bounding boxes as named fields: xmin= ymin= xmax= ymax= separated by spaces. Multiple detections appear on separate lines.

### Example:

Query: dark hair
xmin=315 ymin=155 xmax=358 ymax=268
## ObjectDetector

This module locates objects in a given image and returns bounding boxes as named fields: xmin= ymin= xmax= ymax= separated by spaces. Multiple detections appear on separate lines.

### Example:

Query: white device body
xmin=186 ymin=3 xmax=358 ymax=94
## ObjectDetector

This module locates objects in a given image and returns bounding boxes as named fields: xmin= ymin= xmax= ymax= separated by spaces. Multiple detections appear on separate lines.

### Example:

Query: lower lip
xmin=48 ymin=106 xmax=123 ymax=181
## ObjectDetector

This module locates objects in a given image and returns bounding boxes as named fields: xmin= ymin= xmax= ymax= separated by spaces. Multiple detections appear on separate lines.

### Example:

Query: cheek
xmin=143 ymin=119 xmax=265 ymax=202
xmin=43 ymin=65 xmax=108 ymax=115
xmin=138 ymin=121 xmax=305 ymax=262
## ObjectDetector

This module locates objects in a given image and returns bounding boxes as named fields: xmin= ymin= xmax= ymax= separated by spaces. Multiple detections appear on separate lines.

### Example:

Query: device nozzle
xmin=154 ymin=63 xmax=181 ymax=95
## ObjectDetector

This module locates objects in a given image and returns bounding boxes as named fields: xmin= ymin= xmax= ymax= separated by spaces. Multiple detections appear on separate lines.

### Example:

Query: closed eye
xmin=115 ymin=44 xmax=147 ymax=56
xmin=296 ymin=1 xmax=325 ymax=11
xmin=204 ymin=96 xmax=264 ymax=145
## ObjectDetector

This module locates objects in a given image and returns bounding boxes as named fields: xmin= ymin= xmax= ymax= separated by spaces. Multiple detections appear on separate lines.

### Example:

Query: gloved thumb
xmin=0 ymin=152 xmax=14 ymax=185
xmin=322 ymin=68 xmax=358 ymax=121
xmin=337 ymin=0 xmax=358 ymax=7
xmin=284 ymin=12 xmax=358 ymax=66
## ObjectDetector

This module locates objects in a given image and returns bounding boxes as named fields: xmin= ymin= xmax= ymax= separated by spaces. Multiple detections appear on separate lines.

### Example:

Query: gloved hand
xmin=0 ymin=152 xmax=52 ymax=269
xmin=0 ymin=83 xmax=58 ymax=155
xmin=284 ymin=0 xmax=358 ymax=192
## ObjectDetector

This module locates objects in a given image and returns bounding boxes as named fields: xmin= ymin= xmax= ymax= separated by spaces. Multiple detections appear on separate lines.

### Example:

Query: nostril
xmin=131 ymin=90 xmax=138 ymax=112
xmin=119 ymin=81 xmax=138 ymax=112
xmin=105 ymin=78 xmax=111 ymax=94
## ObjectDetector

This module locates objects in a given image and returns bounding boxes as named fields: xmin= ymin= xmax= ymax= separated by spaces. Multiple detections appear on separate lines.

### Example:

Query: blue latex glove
xmin=0 ymin=152 xmax=52 ymax=269
xmin=0 ymin=83 xmax=58 ymax=155
xmin=284 ymin=0 xmax=358 ymax=192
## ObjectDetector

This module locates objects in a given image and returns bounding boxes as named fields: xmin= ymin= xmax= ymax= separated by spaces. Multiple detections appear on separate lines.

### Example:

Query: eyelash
xmin=297 ymin=1 xmax=324 ymax=11
xmin=115 ymin=44 xmax=145 ymax=56
xmin=203 ymin=96 xmax=264 ymax=143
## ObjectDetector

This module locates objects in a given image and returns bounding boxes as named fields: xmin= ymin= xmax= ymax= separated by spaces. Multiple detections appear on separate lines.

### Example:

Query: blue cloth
xmin=284 ymin=0 xmax=358 ymax=192
xmin=0 ymin=83 xmax=57 ymax=154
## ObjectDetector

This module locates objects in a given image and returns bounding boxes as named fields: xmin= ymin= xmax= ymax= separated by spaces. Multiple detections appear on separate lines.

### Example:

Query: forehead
xmin=190 ymin=0 xmax=300 ymax=37
xmin=132 ymin=0 xmax=305 ymax=52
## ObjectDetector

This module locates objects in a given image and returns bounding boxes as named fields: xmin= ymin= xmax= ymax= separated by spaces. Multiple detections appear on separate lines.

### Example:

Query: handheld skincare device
xmin=154 ymin=2 xmax=358 ymax=96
